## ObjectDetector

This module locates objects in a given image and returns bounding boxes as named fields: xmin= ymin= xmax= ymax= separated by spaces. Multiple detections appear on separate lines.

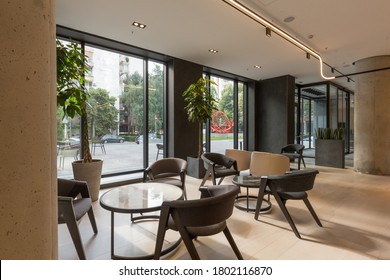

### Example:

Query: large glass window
xmin=57 ymin=40 xmax=165 ymax=178
xmin=206 ymin=75 xmax=246 ymax=153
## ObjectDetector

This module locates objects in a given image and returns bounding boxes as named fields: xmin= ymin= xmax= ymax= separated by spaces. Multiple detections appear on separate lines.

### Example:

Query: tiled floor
xmin=58 ymin=160 xmax=390 ymax=260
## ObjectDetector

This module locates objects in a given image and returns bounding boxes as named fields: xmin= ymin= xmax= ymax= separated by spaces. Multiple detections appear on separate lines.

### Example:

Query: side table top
xmin=232 ymin=175 xmax=262 ymax=188
xmin=99 ymin=182 xmax=183 ymax=213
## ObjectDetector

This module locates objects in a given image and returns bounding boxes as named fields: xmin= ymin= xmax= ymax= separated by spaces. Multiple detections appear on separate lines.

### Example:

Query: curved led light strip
xmin=224 ymin=0 xmax=335 ymax=80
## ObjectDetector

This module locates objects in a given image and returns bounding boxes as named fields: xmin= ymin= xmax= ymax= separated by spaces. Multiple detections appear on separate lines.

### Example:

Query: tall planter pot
xmin=315 ymin=139 xmax=345 ymax=168
xmin=186 ymin=156 xmax=206 ymax=179
xmin=72 ymin=159 xmax=103 ymax=201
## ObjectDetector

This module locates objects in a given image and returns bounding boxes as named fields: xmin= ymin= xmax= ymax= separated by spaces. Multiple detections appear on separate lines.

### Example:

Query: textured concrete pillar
xmin=354 ymin=56 xmax=390 ymax=175
xmin=0 ymin=0 xmax=57 ymax=259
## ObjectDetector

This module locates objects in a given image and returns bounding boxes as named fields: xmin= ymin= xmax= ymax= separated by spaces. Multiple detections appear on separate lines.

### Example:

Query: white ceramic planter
xmin=72 ymin=159 xmax=103 ymax=201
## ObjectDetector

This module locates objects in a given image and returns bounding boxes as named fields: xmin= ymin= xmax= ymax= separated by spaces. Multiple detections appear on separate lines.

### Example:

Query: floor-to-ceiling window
xmin=56 ymin=39 xmax=165 ymax=179
xmin=205 ymin=75 xmax=246 ymax=153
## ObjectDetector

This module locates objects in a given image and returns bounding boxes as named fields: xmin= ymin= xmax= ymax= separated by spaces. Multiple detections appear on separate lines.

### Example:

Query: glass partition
xmin=297 ymin=82 xmax=353 ymax=155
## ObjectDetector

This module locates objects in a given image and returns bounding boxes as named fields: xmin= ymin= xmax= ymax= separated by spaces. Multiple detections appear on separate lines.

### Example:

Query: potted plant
xmin=183 ymin=77 xmax=218 ymax=178
xmin=57 ymin=40 xmax=103 ymax=201
xmin=315 ymin=127 xmax=345 ymax=168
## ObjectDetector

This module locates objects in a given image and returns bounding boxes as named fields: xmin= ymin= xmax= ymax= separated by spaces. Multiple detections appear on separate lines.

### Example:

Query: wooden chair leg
xmin=302 ymin=156 xmax=306 ymax=168
xmin=200 ymin=169 xmax=211 ymax=186
xmin=254 ymin=179 xmax=267 ymax=220
xmin=65 ymin=219 xmax=87 ymax=260
xmin=179 ymin=230 xmax=200 ymax=260
xmin=154 ymin=205 xmax=171 ymax=259
xmin=153 ymin=226 xmax=167 ymax=260
xmin=273 ymin=195 xmax=301 ymax=239
xmin=303 ymin=198 xmax=322 ymax=227
xmin=223 ymin=227 xmax=243 ymax=260
xmin=87 ymin=208 xmax=98 ymax=234
xmin=297 ymin=157 xmax=301 ymax=170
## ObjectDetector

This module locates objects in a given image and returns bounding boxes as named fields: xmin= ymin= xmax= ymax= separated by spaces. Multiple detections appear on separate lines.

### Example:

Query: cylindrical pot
xmin=72 ymin=159 xmax=103 ymax=201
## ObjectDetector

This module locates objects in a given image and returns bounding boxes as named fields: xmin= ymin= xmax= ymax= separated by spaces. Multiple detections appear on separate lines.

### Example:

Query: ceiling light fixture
xmin=266 ymin=27 xmax=271 ymax=37
xmin=223 ymin=0 xmax=335 ymax=80
xmin=132 ymin=21 xmax=146 ymax=29
xmin=254 ymin=65 xmax=262 ymax=69
xmin=209 ymin=49 xmax=219 ymax=53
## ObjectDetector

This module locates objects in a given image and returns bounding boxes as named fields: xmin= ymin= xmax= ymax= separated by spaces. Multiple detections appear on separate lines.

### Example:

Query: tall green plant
xmin=183 ymin=77 xmax=218 ymax=158
xmin=56 ymin=40 xmax=92 ymax=163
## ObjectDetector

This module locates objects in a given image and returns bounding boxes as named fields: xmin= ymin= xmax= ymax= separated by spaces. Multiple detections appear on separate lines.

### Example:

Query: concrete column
xmin=0 ymin=0 xmax=57 ymax=259
xmin=354 ymin=56 xmax=390 ymax=175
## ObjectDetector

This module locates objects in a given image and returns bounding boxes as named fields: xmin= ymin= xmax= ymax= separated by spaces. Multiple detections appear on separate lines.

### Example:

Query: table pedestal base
xmin=110 ymin=211 xmax=181 ymax=260
xmin=235 ymin=195 xmax=271 ymax=213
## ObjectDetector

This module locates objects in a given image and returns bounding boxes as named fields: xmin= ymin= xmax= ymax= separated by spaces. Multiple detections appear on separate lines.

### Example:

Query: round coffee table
xmin=99 ymin=182 xmax=183 ymax=260
xmin=232 ymin=175 xmax=272 ymax=213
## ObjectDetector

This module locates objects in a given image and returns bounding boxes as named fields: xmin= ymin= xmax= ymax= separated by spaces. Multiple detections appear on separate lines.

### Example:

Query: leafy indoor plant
xmin=183 ymin=77 xmax=218 ymax=159
xmin=56 ymin=40 xmax=102 ymax=201
xmin=182 ymin=77 xmax=218 ymax=178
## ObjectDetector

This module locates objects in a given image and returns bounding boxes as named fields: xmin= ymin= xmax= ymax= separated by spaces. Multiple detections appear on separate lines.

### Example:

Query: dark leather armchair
xmin=255 ymin=169 xmax=322 ymax=239
xmin=57 ymin=178 xmax=98 ymax=259
xmin=144 ymin=158 xmax=188 ymax=199
xmin=154 ymin=184 xmax=243 ymax=260
xmin=281 ymin=144 xmax=306 ymax=170
xmin=200 ymin=152 xmax=239 ymax=186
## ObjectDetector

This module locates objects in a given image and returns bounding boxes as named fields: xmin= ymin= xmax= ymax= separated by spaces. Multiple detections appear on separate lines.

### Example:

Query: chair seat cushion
xmin=151 ymin=177 xmax=182 ymax=188
xmin=214 ymin=168 xmax=238 ymax=177
xmin=73 ymin=198 xmax=92 ymax=220
xmin=167 ymin=216 xmax=226 ymax=236
xmin=187 ymin=221 xmax=226 ymax=236
xmin=279 ymin=191 xmax=307 ymax=200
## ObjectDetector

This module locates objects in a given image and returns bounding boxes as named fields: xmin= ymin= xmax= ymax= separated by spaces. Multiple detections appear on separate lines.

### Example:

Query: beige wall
xmin=0 ymin=0 xmax=57 ymax=259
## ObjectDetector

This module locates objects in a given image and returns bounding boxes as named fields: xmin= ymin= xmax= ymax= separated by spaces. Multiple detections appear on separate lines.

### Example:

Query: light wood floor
xmin=58 ymin=160 xmax=390 ymax=260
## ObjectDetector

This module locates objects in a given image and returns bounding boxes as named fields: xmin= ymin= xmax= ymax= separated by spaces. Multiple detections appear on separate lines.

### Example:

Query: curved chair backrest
xmin=249 ymin=151 xmax=290 ymax=176
xmin=57 ymin=178 xmax=90 ymax=199
xmin=281 ymin=144 xmax=305 ymax=154
xmin=201 ymin=152 xmax=236 ymax=169
xmin=146 ymin=158 xmax=187 ymax=179
xmin=225 ymin=149 xmax=252 ymax=171
xmin=267 ymin=169 xmax=319 ymax=193
xmin=163 ymin=185 xmax=240 ymax=227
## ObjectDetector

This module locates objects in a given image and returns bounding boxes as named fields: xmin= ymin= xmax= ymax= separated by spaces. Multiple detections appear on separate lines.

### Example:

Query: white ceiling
xmin=56 ymin=0 xmax=390 ymax=91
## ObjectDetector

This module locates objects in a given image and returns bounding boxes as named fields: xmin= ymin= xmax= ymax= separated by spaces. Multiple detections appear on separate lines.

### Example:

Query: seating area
xmin=4 ymin=1 xmax=390 ymax=267
xmin=57 ymin=159 xmax=390 ymax=260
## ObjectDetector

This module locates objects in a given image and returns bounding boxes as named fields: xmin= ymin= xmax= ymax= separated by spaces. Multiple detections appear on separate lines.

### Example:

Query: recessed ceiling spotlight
xmin=254 ymin=65 xmax=262 ymax=69
xmin=283 ymin=16 xmax=295 ymax=23
xmin=308 ymin=34 xmax=314 ymax=39
xmin=209 ymin=49 xmax=219 ymax=53
xmin=132 ymin=21 xmax=146 ymax=29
